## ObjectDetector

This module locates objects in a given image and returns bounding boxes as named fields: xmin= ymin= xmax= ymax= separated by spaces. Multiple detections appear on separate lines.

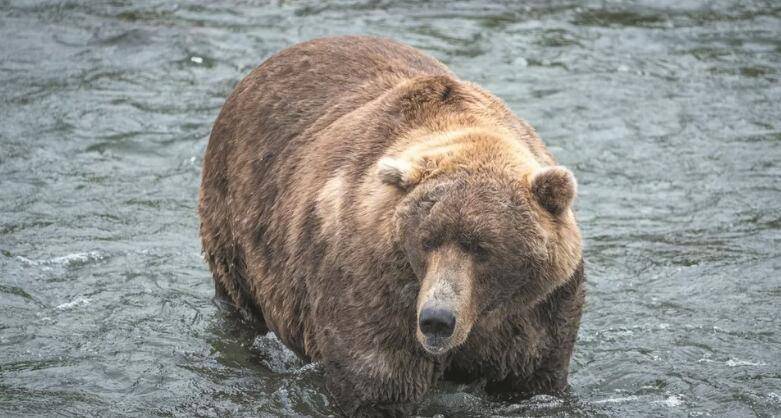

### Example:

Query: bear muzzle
xmin=416 ymin=292 xmax=472 ymax=354
xmin=415 ymin=245 xmax=476 ymax=354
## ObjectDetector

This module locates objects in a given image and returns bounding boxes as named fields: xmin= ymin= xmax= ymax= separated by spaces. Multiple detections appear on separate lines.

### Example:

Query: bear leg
xmin=317 ymin=329 xmax=442 ymax=416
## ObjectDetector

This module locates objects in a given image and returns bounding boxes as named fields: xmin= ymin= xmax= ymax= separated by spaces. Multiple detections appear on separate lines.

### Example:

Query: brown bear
xmin=199 ymin=36 xmax=585 ymax=416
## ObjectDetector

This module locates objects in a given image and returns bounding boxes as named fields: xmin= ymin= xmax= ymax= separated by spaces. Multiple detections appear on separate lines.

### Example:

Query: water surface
xmin=1 ymin=0 xmax=779 ymax=416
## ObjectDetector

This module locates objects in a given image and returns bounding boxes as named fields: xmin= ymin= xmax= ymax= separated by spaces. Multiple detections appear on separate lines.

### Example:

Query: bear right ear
xmin=377 ymin=157 xmax=415 ymax=189
xmin=531 ymin=166 xmax=577 ymax=216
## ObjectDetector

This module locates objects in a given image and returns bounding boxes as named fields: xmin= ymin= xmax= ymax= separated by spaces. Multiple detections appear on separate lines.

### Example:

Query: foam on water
xmin=725 ymin=358 xmax=765 ymax=367
xmin=16 ymin=251 xmax=107 ymax=268
xmin=660 ymin=395 xmax=684 ymax=408
xmin=55 ymin=297 xmax=91 ymax=310
xmin=252 ymin=332 xmax=305 ymax=373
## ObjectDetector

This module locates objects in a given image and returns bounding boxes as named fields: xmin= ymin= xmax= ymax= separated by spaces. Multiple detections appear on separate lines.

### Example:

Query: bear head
xmin=377 ymin=130 xmax=582 ymax=354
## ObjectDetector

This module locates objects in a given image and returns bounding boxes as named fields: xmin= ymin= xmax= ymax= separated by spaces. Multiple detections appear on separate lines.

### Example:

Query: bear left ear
xmin=531 ymin=166 xmax=577 ymax=216
xmin=377 ymin=157 xmax=415 ymax=189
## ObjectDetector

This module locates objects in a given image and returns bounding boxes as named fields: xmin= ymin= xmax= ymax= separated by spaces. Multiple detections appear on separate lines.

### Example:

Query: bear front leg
xmin=325 ymin=366 xmax=414 ymax=418
xmin=318 ymin=329 xmax=443 ymax=417
xmin=488 ymin=261 xmax=585 ymax=397
xmin=485 ymin=342 xmax=573 ymax=396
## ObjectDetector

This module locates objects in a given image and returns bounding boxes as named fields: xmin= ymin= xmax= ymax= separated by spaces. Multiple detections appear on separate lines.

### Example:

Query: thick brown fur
xmin=199 ymin=36 xmax=585 ymax=416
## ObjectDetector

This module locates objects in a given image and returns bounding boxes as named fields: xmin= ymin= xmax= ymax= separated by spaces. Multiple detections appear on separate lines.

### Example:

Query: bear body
xmin=199 ymin=36 xmax=585 ymax=416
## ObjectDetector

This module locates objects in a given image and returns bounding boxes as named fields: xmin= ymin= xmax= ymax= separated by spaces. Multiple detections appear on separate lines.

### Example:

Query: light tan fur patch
xmin=316 ymin=171 xmax=346 ymax=235
xmin=382 ymin=126 xmax=543 ymax=189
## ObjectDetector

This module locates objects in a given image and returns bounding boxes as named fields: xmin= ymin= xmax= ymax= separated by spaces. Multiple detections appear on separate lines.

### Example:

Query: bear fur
xmin=199 ymin=36 xmax=585 ymax=416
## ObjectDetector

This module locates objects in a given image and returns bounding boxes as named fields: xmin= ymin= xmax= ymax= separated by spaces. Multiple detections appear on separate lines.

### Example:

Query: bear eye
xmin=422 ymin=238 xmax=438 ymax=251
xmin=460 ymin=240 xmax=488 ymax=259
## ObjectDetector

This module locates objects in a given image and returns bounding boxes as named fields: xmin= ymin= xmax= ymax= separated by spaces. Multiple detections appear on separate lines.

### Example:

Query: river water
xmin=1 ymin=1 xmax=779 ymax=416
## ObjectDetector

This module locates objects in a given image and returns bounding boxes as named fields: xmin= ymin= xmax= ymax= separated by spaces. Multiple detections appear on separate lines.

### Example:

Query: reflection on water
xmin=1 ymin=1 xmax=779 ymax=416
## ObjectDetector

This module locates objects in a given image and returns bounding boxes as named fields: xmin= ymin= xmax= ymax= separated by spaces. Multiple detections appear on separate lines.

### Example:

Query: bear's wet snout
xmin=419 ymin=306 xmax=456 ymax=339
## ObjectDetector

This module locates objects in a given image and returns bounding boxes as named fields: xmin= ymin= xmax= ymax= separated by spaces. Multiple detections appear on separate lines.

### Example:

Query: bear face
xmin=379 ymin=134 xmax=582 ymax=355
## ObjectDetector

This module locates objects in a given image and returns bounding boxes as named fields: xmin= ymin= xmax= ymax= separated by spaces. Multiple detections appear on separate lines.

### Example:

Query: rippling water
xmin=1 ymin=1 xmax=779 ymax=416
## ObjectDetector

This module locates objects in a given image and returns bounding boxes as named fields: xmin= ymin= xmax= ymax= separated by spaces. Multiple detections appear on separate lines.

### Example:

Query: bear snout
xmin=415 ymin=244 xmax=477 ymax=354
xmin=419 ymin=304 xmax=456 ymax=340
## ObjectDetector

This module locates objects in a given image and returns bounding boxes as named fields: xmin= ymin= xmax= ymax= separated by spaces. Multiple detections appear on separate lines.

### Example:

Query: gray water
xmin=1 ymin=1 xmax=779 ymax=416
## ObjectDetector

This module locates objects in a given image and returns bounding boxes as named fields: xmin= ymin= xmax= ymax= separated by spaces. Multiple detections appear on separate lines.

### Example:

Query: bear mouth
xmin=420 ymin=337 xmax=451 ymax=355
xmin=417 ymin=330 xmax=460 ymax=355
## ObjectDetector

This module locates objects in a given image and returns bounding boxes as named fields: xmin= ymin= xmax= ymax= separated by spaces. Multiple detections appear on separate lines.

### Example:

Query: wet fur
xmin=199 ymin=36 xmax=585 ymax=416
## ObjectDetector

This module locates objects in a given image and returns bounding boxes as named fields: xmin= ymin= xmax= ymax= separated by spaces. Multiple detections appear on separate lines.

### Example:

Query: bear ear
xmin=377 ymin=157 xmax=415 ymax=189
xmin=531 ymin=166 xmax=577 ymax=216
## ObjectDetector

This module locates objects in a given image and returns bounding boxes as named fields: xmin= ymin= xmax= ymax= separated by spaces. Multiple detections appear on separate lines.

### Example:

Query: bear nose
xmin=419 ymin=306 xmax=456 ymax=339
